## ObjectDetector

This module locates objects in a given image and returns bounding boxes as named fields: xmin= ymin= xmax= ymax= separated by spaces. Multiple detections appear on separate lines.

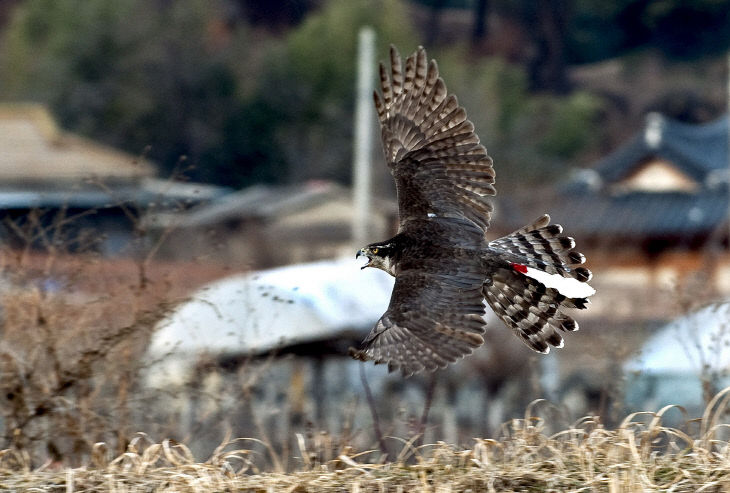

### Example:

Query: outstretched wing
xmin=374 ymin=46 xmax=496 ymax=232
xmin=351 ymin=260 xmax=487 ymax=377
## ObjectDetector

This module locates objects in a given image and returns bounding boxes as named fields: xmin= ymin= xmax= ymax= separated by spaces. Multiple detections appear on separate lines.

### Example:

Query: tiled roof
xmin=548 ymin=189 xmax=728 ymax=237
xmin=592 ymin=113 xmax=729 ymax=184
xmin=556 ymin=113 xmax=730 ymax=238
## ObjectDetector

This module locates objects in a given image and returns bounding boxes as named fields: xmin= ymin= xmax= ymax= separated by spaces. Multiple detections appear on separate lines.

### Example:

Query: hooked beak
xmin=356 ymin=249 xmax=370 ymax=269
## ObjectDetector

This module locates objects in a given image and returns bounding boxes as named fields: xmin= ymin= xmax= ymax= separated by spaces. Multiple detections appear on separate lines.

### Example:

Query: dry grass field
xmin=2 ymin=209 xmax=730 ymax=492
xmin=1 ymin=390 xmax=729 ymax=491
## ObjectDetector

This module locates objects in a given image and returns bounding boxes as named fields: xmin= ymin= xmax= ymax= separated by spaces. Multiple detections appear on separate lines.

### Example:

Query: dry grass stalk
xmin=0 ymin=181 xmax=229 ymax=467
xmin=0 ymin=391 xmax=729 ymax=491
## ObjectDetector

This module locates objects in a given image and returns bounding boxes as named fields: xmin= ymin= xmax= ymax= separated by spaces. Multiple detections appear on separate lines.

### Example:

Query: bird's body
xmin=353 ymin=46 xmax=594 ymax=376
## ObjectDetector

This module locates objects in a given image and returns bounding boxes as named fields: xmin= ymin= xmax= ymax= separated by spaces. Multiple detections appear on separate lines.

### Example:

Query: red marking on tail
xmin=511 ymin=263 xmax=528 ymax=274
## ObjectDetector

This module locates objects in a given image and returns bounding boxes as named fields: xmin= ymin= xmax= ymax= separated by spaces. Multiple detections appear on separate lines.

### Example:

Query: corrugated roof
xmin=0 ymin=178 xmax=228 ymax=209
xmin=0 ymin=103 xmax=155 ymax=185
xmin=146 ymin=181 xmax=397 ymax=229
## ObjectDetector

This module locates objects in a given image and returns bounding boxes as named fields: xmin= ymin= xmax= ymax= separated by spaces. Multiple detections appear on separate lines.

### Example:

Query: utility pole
xmin=726 ymin=51 xmax=730 ymax=249
xmin=352 ymin=27 xmax=376 ymax=250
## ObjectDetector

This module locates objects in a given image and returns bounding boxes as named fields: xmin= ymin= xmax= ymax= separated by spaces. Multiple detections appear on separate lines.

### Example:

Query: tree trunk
xmin=472 ymin=0 xmax=490 ymax=44
xmin=527 ymin=0 xmax=570 ymax=93
xmin=426 ymin=0 xmax=446 ymax=47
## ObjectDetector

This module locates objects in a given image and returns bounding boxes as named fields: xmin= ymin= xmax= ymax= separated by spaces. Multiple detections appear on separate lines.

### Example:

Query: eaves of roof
xmin=548 ymin=189 xmax=729 ymax=238
xmin=593 ymin=114 xmax=729 ymax=184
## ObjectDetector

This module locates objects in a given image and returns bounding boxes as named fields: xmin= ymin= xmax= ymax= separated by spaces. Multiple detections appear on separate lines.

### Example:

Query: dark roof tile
xmin=549 ymin=190 xmax=728 ymax=237
xmin=593 ymin=113 xmax=729 ymax=184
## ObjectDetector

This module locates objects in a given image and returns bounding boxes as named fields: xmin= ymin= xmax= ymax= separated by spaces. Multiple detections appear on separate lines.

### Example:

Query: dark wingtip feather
xmin=559 ymin=237 xmax=576 ymax=249
xmin=575 ymin=267 xmax=592 ymax=282
xmin=533 ymin=341 xmax=550 ymax=354
xmin=571 ymin=297 xmax=589 ymax=309
xmin=546 ymin=332 xmax=564 ymax=348
xmin=568 ymin=251 xmax=586 ymax=265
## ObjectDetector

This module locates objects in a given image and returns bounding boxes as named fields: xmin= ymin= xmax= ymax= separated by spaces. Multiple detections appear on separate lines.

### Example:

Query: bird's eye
xmin=372 ymin=248 xmax=379 ymax=254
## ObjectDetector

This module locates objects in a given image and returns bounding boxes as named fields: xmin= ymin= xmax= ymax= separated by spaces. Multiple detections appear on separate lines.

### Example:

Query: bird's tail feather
xmin=484 ymin=214 xmax=591 ymax=353
xmin=488 ymin=214 xmax=592 ymax=282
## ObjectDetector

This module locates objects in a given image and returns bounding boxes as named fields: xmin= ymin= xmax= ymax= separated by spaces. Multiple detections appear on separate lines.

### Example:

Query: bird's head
xmin=356 ymin=242 xmax=396 ymax=276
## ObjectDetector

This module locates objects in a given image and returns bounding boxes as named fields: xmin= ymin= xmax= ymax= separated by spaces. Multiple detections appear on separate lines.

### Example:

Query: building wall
xmin=584 ymin=250 xmax=730 ymax=323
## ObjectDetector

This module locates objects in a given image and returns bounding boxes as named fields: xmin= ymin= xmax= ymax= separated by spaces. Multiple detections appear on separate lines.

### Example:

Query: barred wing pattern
xmin=485 ymin=215 xmax=592 ymax=353
xmin=375 ymin=46 xmax=496 ymax=231
xmin=489 ymin=214 xmax=592 ymax=282
xmin=352 ymin=262 xmax=487 ymax=377
xmin=483 ymin=270 xmax=587 ymax=353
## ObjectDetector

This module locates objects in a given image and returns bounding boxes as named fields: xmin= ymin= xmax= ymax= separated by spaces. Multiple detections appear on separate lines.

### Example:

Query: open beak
xmin=356 ymin=249 xmax=371 ymax=269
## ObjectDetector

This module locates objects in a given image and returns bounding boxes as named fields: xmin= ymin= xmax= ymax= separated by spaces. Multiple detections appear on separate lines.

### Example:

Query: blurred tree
xmin=471 ymin=0 xmax=490 ymax=44
xmin=524 ymin=0 xmax=570 ymax=93
xmin=425 ymin=0 xmax=447 ymax=47
xmin=0 ymin=0 xmax=21 ymax=29
xmin=568 ymin=0 xmax=730 ymax=63
xmin=643 ymin=0 xmax=730 ymax=59
xmin=434 ymin=46 xmax=603 ymax=186
xmin=235 ymin=0 xmax=318 ymax=29
xmin=566 ymin=0 xmax=649 ymax=63
xmin=0 ymin=0 xmax=420 ymax=187
xmin=532 ymin=91 xmax=603 ymax=158
xmin=0 ymin=0 xmax=272 ymax=186
xmin=645 ymin=90 xmax=720 ymax=124
xmin=413 ymin=0 xmax=730 ymax=89
xmin=7 ymin=0 xmax=693 ymax=190
xmin=251 ymin=0 xmax=418 ymax=184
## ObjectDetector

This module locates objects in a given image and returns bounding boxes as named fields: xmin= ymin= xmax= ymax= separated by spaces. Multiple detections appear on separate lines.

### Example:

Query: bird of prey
xmin=352 ymin=46 xmax=595 ymax=376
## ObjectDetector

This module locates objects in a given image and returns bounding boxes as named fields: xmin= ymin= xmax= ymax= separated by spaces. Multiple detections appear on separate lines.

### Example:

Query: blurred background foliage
xmin=1 ymin=0 xmax=729 ymax=188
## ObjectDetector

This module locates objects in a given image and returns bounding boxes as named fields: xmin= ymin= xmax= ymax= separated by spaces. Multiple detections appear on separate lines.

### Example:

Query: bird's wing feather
xmin=483 ymin=265 xmax=586 ymax=353
xmin=352 ymin=260 xmax=487 ymax=376
xmin=374 ymin=46 xmax=495 ymax=231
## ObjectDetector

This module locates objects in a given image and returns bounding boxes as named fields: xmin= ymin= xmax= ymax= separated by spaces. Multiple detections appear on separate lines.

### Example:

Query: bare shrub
xmin=0 ymin=176 xmax=226 ymax=467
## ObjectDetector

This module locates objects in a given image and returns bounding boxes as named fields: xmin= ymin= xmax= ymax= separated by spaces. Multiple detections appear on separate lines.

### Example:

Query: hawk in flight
xmin=352 ymin=46 xmax=594 ymax=376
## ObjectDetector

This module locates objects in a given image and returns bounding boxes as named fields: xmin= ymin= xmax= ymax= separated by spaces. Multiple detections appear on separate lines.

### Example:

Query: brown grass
xmin=1 ymin=389 xmax=729 ymax=491
xmin=0 ymin=197 xmax=235 ymax=469
xmin=2 ymin=198 xmax=730 ymax=491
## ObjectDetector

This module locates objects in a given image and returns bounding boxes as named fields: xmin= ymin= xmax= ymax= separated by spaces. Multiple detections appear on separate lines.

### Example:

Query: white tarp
xmin=149 ymin=257 xmax=394 ymax=359
xmin=625 ymin=301 xmax=730 ymax=375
